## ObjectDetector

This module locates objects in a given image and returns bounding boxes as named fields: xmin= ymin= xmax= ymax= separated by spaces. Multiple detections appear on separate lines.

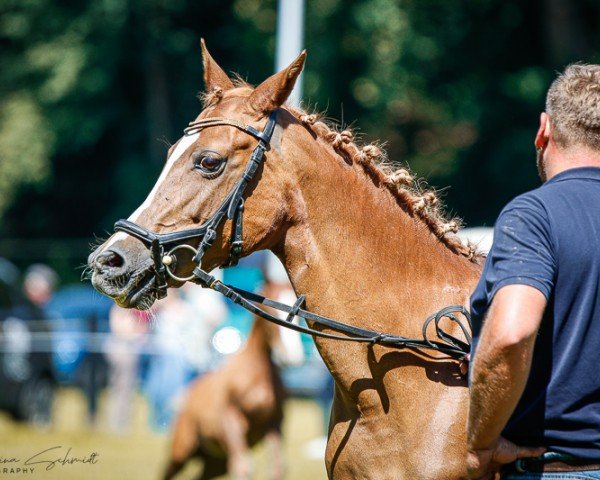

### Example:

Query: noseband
xmin=111 ymin=109 xmax=472 ymax=363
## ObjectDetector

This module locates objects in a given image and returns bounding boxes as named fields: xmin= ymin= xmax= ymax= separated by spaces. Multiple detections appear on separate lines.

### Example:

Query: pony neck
xmin=275 ymin=127 xmax=479 ymax=334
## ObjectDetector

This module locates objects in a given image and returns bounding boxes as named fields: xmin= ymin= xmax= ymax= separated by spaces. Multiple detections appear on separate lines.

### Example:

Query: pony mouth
xmin=118 ymin=269 xmax=157 ymax=310
xmin=92 ymin=267 xmax=157 ymax=310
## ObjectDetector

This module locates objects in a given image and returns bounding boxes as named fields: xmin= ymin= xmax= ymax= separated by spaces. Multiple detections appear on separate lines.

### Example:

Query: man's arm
xmin=467 ymin=284 xmax=547 ymax=478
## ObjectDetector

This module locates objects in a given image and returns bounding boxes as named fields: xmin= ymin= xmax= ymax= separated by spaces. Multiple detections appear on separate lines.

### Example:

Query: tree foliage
xmin=1 ymin=0 xmax=599 ymax=278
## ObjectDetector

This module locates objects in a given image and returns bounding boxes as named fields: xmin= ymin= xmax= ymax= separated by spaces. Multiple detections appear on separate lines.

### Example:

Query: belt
xmin=508 ymin=453 xmax=600 ymax=473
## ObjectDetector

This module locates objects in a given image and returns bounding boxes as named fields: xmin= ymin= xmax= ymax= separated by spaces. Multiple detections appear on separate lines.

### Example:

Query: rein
xmin=113 ymin=109 xmax=472 ymax=362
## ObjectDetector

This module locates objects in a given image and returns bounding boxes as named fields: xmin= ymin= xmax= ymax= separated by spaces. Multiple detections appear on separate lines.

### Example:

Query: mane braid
xmin=287 ymin=105 xmax=481 ymax=263
xmin=197 ymin=86 xmax=480 ymax=262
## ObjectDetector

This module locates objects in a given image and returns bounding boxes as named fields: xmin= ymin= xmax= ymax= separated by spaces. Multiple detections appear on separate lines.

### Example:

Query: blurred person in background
xmin=0 ymin=259 xmax=57 ymax=424
xmin=143 ymin=288 xmax=199 ymax=432
xmin=45 ymin=279 xmax=112 ymax=426
xmin=181 ymin=278 xmax=228 ymax=372
xmin=105 ymin=305 xmax=149 ymax=434
xmin=23 ymin=264 xmax=58 ymax=311
xmin=264 ymin=253 xmax=334 ymax=434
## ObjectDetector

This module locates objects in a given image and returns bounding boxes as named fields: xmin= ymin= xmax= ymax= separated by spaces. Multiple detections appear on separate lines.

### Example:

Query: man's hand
xmin=466 ymin=436 xmax=546 ymax=479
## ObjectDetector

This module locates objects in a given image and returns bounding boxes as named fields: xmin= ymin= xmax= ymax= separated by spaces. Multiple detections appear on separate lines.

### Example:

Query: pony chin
xmin=91 ymin=266 xmax=158 ymax=311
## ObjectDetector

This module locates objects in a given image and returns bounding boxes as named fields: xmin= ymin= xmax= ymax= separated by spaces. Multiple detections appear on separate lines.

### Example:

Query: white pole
xmin=275 ymin=0 xmax=305 ymax=107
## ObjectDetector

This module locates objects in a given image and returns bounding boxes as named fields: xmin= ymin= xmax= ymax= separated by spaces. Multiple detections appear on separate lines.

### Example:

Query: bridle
xmin=114 ymin=110 xmax=279 ymax=298
xmin=112 ymin=109 xmax=472 ymax=363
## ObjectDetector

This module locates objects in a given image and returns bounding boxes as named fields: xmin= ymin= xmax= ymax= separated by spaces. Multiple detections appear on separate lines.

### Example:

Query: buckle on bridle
xmin=226 ymin=240 xmax=244 ymax=267
xmin=192 ymin=267 xmax=221 ymax=288
xmin=230 ymin=240 xmax=243 ymax=255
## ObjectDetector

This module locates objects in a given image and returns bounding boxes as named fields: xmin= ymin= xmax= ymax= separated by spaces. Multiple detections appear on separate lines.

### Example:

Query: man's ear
xmin=201 ymin=38 xmax=234 ymax=92
xmin=535 ymin=112 xmax=551 ymax=150
xmin=247 ymin=51 xmax=306 ymax=115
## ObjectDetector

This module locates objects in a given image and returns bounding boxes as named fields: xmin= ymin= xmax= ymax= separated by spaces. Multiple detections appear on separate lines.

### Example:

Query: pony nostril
xmin=95 ymin=250 xmax=125 ymax=269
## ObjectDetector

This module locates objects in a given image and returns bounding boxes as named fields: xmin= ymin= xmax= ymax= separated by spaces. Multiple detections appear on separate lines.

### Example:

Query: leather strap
xmin=191 ymin=268 xmax=472 ymax=359
xmin=510 ymin=453 xmax=600 ymax=473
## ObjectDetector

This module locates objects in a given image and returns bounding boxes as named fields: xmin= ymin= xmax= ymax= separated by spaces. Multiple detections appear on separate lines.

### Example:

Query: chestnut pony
xmin=89 ymin=43 xmax=482 ymax=479
xmin=164 ymin=314 xmax=285 ymax=480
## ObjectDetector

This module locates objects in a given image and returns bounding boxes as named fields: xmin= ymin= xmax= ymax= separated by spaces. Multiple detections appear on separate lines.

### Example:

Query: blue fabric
xmin=470 ymin=167 xmax=600 ymax=461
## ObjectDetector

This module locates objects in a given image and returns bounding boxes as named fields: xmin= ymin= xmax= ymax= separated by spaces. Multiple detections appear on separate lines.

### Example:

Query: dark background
xmin=0 ymin=0 xmax=597 ymax=282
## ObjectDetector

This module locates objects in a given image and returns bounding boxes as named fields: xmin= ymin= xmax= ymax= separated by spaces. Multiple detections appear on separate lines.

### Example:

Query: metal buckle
xmin=230 ymin=240 xmax=243 ymax=256
xmin=203 ymin=228 xmax=217 ymax=246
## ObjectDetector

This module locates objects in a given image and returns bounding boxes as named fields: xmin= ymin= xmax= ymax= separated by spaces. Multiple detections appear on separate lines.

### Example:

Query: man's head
xmin=546 ymin=64 xmax=600 ymax=149
xmin=24 ymin=264 xmax=58 ymax=307
xmin=536 ymin=64 xmax=600 ymax=180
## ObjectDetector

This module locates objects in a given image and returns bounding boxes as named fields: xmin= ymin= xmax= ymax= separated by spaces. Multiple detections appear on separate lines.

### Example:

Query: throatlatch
xmin=113 ymin=109 xmax=472 ymax=363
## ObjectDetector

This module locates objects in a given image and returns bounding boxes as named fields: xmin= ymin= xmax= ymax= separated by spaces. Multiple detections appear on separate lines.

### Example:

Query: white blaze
xmin=104 ymin=132 xmax=200 ymax=250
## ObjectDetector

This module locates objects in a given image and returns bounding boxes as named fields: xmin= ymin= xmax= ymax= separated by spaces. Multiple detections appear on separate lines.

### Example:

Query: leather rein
xmin=113 ymin=109 xmax=472 ymax=362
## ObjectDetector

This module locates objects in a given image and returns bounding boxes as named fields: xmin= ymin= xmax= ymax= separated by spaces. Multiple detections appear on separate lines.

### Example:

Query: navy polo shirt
xmin=470 ymin=167 xmax=600 ymax=460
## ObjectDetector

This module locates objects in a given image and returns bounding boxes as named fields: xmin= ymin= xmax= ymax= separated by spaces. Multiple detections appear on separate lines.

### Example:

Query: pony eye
xmin=200 ymin=156 xmax=221 ymax=170
xmin=193 ymin=152 xmax=226 ymax=177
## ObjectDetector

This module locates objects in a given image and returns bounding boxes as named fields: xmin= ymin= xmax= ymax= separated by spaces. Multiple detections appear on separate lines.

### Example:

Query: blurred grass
xmin=0 ymin=388 xmax=328 ymax=480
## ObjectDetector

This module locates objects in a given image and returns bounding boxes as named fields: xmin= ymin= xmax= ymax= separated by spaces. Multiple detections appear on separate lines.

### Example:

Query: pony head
xmin=88 ymin=41 xmax=306 ymax=309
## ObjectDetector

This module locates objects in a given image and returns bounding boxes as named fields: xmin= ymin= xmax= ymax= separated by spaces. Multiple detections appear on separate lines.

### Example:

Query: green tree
xmin=1 ymin=0 xmax=599 ymax=281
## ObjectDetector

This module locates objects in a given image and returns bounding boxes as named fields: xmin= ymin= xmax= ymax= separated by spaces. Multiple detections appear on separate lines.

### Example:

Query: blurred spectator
xmin=143 ymin=289 xmax=199 ymax=432
xmin=105 ymin=306 xmax=149 ymax=434
xmin=0 ymin=258 xmax=56 ymax=425
xmin=23 ymin=264 xmax=58 ymax=310
xmin=264 ymin=253 xmax=334 ymax=433
xmin=46 ymin=284 xmax=112 ymax=425
xmin=264 ymin=253 xmax=305 ymax=366
xmin=181 ymin=280 xmax=227 ymax=371
xmin=0 ymin=259 xmax=45 ymax=322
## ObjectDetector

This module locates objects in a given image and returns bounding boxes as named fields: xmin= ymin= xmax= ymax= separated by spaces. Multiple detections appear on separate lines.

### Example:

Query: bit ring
xmin=163 ymin=244 xmax=199 ymax=282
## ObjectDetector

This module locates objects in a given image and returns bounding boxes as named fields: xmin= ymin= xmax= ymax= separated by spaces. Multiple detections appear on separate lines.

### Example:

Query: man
xmin=23 ymin=263 xmax=58 ymax=309
xmin=467 ymin=64 xmax=600 ymax=479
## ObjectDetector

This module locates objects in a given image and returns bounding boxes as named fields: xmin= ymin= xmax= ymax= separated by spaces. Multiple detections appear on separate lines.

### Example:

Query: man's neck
xmin=546 ymin=144 xmax=600 ymax=180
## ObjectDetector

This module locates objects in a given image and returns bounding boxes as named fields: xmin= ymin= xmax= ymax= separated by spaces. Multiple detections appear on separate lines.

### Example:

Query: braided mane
xmin=202 ymin=84 xmax=481 ymax=263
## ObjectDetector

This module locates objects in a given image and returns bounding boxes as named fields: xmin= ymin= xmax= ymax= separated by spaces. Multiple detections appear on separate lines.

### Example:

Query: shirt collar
xmin=546 ymin=166 xmax=600 ymax=184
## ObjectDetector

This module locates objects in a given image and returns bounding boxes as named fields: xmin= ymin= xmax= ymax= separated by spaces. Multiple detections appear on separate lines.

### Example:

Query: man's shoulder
xmin=500 ymin=173 xmax=588 ymax=221
xmin=492 ymin=187 xmax=556 ymax=252
xmin=500 ymin=187 xmax=548 ymax=219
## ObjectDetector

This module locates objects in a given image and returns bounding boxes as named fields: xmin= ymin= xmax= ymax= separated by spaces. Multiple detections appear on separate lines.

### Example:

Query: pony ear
xmin=248 ymin=50 xmax=306 ymax=114
xmin=201 ymin=38 xmax=234 ymax=92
